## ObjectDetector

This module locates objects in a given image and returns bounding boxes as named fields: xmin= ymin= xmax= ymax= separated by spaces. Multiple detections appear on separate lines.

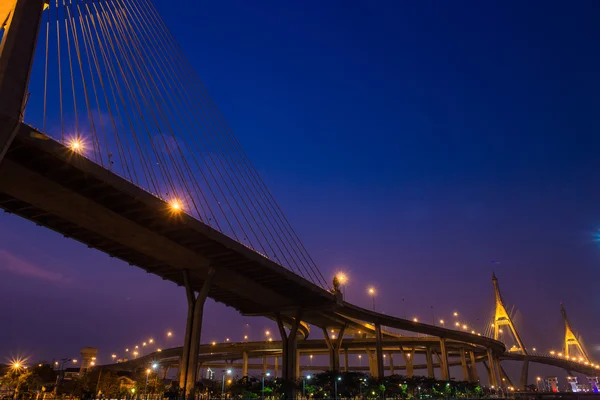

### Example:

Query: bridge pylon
xmin=492 ymin=272 xmax=527 ymax=355
xmin=561 ymin=303 xmax=590 ymax=363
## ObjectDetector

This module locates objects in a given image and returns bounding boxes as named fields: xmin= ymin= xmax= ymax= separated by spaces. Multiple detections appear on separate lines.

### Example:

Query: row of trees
xmin=197 ymin=371 xmax=485 ymax=399
xmin=2 ymin=365 xmax=487 ymax=399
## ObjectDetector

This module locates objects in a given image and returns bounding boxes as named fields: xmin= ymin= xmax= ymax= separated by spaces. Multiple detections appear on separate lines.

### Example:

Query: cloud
xmin=0 ymin=250 xmax=72 ymax=283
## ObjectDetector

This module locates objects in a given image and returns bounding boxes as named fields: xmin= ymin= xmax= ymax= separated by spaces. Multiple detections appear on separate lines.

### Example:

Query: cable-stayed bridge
xmin=0 ymin=0 xmax=596 ymax=397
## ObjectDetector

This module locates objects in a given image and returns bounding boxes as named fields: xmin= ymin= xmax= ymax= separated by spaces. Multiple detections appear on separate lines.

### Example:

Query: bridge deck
xmin=0 ymin=123 xmax=335 ymax=314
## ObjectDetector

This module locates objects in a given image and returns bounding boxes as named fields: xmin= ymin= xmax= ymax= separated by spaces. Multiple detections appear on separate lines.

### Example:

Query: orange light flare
xmin=168 ymin=198 xmax=183 ymax=214
xmin=67 ymin=136 xmax=86 ymax=153
xmin=9 ymin=357 xmax=28 ymax=371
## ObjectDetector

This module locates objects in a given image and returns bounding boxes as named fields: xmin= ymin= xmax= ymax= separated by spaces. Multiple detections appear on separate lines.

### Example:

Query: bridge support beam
xmin=519 ymin=358 xmax=529 ymax=390
xmin=374 ymin=323 xmax=385 ymax=379
xmin=179 ymin=267 xmax=216 ymax=400
xmin=486 ymin=349 xmax=499 ymax=388
xmin=0 ymin=0 xmax=44 ymax=164
xmin=276 ymin=310 xmax=301 ymax=398
xmin=439 ymin=339 xmax=450 ymax=380
xmin=426 ymin=348 xmax=434 ymax=378
xmin=388 ymin=353 xmax=394 ymax=375
xmin=460 ymin=348 xmax=469 ymax=381
xmin=400 ymin=346 xmax=414 ymax=378
xmin=323 ymin=324 xmax=347 ymax=372
xmin=469 ymin=351 xmax=478 ymax=383
xmin=242 ymin=352 xmax=248 ymax=377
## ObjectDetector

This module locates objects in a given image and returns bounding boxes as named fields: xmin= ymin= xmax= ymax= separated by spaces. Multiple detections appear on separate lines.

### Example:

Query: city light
xmin=167 ymin=331 xmax=173 ymax=337
xmin=90 ymin=361 xmax=95 ymax=366
xmin=212 ymin=342 xmax=216 ymax=346
xmin=169 ymin=199 xmax=183 ymax=213
xmin=143 ymin=342 xmax=147 ymax=346
xmin=368 ymin=287 xmax=376 ymax=295
xmin=225 ymin=338 xmax=230 ymax=342
xmin=455 ymin=322 xmax=460 ymax=327
xmin=152 ymin=363 xmax=158 ymax=369
xmin=244 ymin=335 xmax=248 ymax=340
xmin=439 ymin=319 xmax=444 ymax=325
xmin=265 ymin=330 xmax=270 ymax=336
xmin=413 ymin=318 xmax=418 ymax=322
xmin=550 ymin=351 xmax=555 ymax=355
xmin=111 ymin=354 xmax=117 ymax=359
xmin=72 ymin=359 xmax=78 ymax=363
xmin=68 ymin=137 xmax=85 ymax=153
xmin=149 ymin=339 xmax=154 ymax=344
xmin=336 ymin=272 xmax=348 ymax=285
xmin=453 ymin=312 xmax=458 ymax=317
xmin=157 ymin=349 xmax=162 ymax=352
xmin=146 ymin=369 xmax=151 ymax=374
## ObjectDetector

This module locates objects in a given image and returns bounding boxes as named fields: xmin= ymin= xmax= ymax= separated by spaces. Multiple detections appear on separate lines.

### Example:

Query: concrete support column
xmin=388 ymin=353 xmax=394 ymax=375
xmin=0 ymin=0 xmax=44 ymax=163
xmin=276 ymin=310 xmax=302 ymax=399
xmin=469 ymin=351 xmax=478 ymax=383
xmin=366 ymin=350 xmax=378 ymax=377
xmin=460 ymin=348 xmax=469 ymax=381
xmin=296 ymin=350 xmax=301 ymax=379
xmin=426 ymin=348 xmax=434 ymax=378
xmin=274 ymin=356 xmax=279 ymax=378
xmin=323 ymin=324 xmax=347 ymax=372
xmin=179 ymin=268 xmax=216 ymax=400
xmin=163 ymin=365 xmax=170 ymax=380
xmin=486 ymin=349 xmax=498 ymax=387
xmin=343 ymin=349 xmax=349 ymax=372
xmin=374 ymin=323 xmax=384 ymax=379
xmin=439 ymin=339 xmax=450 ymax=381
xmin=262 ymin=357 xmax=267 ymax=375
xmin=242 ymin=352 xmax=248 ymax=377
xmin=519 ymin=358 xmax=529 ymax=390
xmin=400 ymin=347 xmax=414 ymax=378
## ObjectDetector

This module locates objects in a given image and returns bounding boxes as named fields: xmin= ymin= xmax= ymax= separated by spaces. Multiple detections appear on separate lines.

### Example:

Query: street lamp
xmin=536 ymin=377 xmax=541 ymax=391
xmin=222 ymin=369 xmax=232 ymax=399
xmin=303 ymin=375 xmax=311 ymax=399
xmin=145 ymin=368 xmax=151 ymax=400
xmin=368 ymin=287 xmax=376 ymax=311
xmin=334 ymin=376 xmax=341 ymax=400
xmin=261 ymin=372 xmax=270 ymax=400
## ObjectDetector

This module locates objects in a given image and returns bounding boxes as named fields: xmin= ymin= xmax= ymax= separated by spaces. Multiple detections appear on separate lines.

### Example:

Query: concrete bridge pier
xmin=374 ymin=323 xmax=385 ymax=379
xmin=0 ymin=0 xmax=44 ymax=163
xmin=469 ymin=351 xmax=478 ymax=383
xmin=323 ymin=324 xmax=346 ymax=372
xmin=276 ymin=310 xmax=301 ymax=398
xmin=439 ymin=339 xmax=450 ymax=380
xmin=400 ymin=346 xmax=414 ymax=378
xmin=426 ymin=348 xmax=434 ymax=378
xmin=179 ymin=267 xmax=216 ymax=400
xmin=519 ymin=358 xmax=529 ymax=390
xmin=274 ymin=356 xmax=278 ymax=378
xmin=486 ymin=349 xmax=499 ymax=387
xmin=242 ymin=352 xmax=248 ymax=377
xmin=388 ymin=353 xmax=394 ymax=375
xmin=460 ymin=348 xmax=469 ymax=381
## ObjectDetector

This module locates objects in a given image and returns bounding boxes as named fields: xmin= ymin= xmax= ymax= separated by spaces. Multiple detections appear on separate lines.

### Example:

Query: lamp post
xmin=536 ymin=377 xmax=541 ymax=392
xmin=222 ymin=369 xmax=232 ymax=399
xmin=334 ymin=376 xmax=341 ymax=400
xmin=261 ymin=372 xmax=270 ymax=400
xmin=144 ymin=369 xmax=151 ymax=400
xmin=368 ymin=287 xmax=376 ymax=311
xmin=302 ymin=375 xmax=311 ymax=399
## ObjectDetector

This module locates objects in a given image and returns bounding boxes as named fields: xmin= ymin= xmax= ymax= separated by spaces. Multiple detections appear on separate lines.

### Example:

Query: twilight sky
xmin=2 ymin=0 xmax=600 ymax=379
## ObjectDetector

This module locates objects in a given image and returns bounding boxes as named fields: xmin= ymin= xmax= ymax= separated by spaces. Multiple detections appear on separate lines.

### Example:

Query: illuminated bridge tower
xmin=561 ymin=303 xmax=590 ymax=363
xmin=492 ymin=273 xmax=529 ymax=389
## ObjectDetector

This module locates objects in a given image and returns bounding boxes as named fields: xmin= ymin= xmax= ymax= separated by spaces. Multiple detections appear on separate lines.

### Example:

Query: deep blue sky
xmin=2 ymin=0 xmax=600 ymax=379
